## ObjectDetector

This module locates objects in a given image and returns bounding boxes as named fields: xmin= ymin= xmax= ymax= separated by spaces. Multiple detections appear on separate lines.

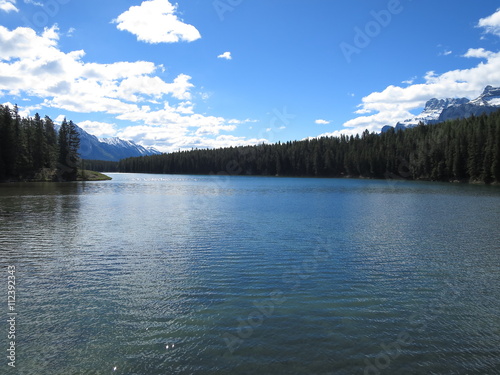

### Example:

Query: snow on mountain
xmin=98 ymin=137 xmax=158 ymax=157
xmin=74 ymin=126 xmax=161 ymax=161
xmin=469 ymin=85 xmax=500 ymax=106
xmin=385 ymin=86 xmax=500 ymax=132
xmin=488 ymin=98 xmax=500 ymax=106
xmin=438 ymin=86 xmax=500 ymax=123
xmin=396 ymin=98 xmax=469 ymax=128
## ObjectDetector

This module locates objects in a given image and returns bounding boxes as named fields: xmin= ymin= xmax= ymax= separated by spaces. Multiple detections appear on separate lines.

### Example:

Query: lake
xmin=1 ymin=174 xmax=499 ymax=374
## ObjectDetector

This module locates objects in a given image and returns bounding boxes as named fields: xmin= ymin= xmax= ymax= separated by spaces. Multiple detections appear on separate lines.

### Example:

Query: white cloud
xmin=0 ymin=0 xmax=18 ymax=12
xmin=113 ymin=0 xmax=201 ymax=44
xmin=329 ymin=50 xmax=500 ymax=136
xmin=477 ymin=8 xmax=500 ymax=36
xmin=315 ymin=119 xmax=330 ymax=125
xmin=402 ymin=76 xmax=417 ymax=85
xmin=217 ymin=51 xmax=232 ymax=60
xmin=195 ymin=124 xmax=237 ymax=136
xmin=117 ymin=123 xmax=267 ymax=153
xmin=78 ymin=121 xmax=117 ymax=138
xmin=463 ymin=48 xmax=495 ymax=59
xmin=112 ymin=102 xmax=260 ymax=151
xmin=314 ymin=9 xmax=500 ymax=139
xmin=23 ymin=0 xmax=43 ymax=6
xmin=116 ymin=103 xmax=256 ymax=130
xmin=0 ymin=26 xmax=194 ymax=112
xmin=55 ymin=115 xmax=66 ymax=123
xmin=316 ymin=127 xmax=362 ymax=139
xmin=0 ymin=25 xmax=260 ymax=152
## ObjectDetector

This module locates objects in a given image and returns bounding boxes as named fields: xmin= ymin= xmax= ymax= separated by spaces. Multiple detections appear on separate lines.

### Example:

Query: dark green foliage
xmin=0 ymin=105 xmax=80 ymax=181
xmin=118 ymin=110 xmax=500 ymax=184
xmin=57 ymin=119 xmax=80 ymax=181
xmin=0 ymin=105 xmax=16 ymax=179
xmin=2 ymin=105 xmax=499 ymax=184
xmin=82 ymin=159 xmax=119 ymax=172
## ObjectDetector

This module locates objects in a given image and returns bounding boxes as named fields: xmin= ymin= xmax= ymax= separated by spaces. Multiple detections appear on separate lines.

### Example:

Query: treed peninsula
xmin=0 ymin=105 xmax=111 ymax=182
xmin=2 ymin=104 xmax=500 ymax=184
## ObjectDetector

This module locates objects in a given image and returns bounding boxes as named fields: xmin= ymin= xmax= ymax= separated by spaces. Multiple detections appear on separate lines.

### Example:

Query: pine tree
xmin=58 ymin=118 xmax=81 ymax=181
xmin=32 ymin=113 xmax=46 ymax=171
xmin=44 ymin=116 xmax=58 ymax=168
xmin=0 ymin=106 xmax=16 ymax=178
xmin=492 ymin=120 xmax=500 ymax=182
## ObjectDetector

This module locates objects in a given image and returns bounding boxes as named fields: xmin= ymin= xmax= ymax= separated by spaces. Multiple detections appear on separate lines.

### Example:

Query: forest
xmin=0 ymin=104 xmax=80 ymax=181
xmin=2 ymin=104 xmax=500 ymax=184
xmin=115 ymin=110 xmax=500 ymax=184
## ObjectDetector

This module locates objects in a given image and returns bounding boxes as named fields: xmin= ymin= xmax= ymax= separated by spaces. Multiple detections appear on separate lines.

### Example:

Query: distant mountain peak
xmin=482 ymin=85 xmax=500 ymax=96
xmin=98 ymin=136 xmax=160 ymax=157
xmin=387 ymin=86 xmax=500 ymax=132
xmin=71 ymin=125 xmax=161 ymax=161
xmin=470 ymin=85 xmax=500 ymax=106
xmin=424 ymin=97 xmax=469 ymax=111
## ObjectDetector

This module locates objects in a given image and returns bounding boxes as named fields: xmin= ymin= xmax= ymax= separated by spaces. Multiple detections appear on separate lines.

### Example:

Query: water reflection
xmin=0 ymin=175 xmax=499 ymax=374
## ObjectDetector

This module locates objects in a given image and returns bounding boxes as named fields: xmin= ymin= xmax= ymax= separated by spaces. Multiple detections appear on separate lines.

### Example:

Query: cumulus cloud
xmin=0 ymin=25 xmax=259 ymax=151
xmin=0 ymin=0 xmax=18 ymax=13
xmin=477 ymin=8 xmax=500 ymax=36
xmin=0 ymin=25 xmax=194 ymax=112
xmin=313 ymin=8 xmax=500 ymax=138
xmin=328 ymin=49 xmax=500 ymax=136
xmin=315 ymin=119 xmax=330 ymax=125
xmin=463 ymin=48 xmax=495 ymax=59
xmin=117 ymin=123 xmax=267 ymax=153
xmin=113 ymin=103 xmax=261 ymax=152
xmin=78 ymin=121 xmax=118 ymax=138
xmin=113 ymin=0 xmax=201 ymax=44
xmin=217 ymin=52 xmax=232 ymax=60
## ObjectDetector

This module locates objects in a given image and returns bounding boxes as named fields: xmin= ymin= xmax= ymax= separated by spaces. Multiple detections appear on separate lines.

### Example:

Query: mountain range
xmin=75 ymin=125 xmax=161 ymax=161
xmin=382 ymin=85 xmax=500 ymax=132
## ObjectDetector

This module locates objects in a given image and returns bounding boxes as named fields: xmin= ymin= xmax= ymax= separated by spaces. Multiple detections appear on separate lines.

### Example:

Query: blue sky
xmin=1 ymin=0 xmax=500 ymax=152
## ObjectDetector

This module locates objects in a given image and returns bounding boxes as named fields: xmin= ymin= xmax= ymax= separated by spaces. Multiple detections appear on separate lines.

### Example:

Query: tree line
xmin=116 ymin=110 xmax=500 ymax=184
xmin=0 ymin=105 xmax=80 ymax=181
xmin=2 ymin=104 xmax=499 ymax=184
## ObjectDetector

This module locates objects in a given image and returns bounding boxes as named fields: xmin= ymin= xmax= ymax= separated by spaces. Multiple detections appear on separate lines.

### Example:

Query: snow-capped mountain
xmin=438 ymin=86 xmax=500 ymax=122
xmin=98 ymin=137 xmax=159 ymax=157
xmin=396 ymin=97 xmax=470 ymax=128
xmin=468 ymin=85 xmax=500 ymax=106
xmin=383 ymin=86 xmax=500 ymax=132
xmin=76 ymin=126 xmax=161 ymax=161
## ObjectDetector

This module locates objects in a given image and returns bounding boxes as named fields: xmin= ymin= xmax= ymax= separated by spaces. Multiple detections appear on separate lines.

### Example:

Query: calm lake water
xmin=1 ymin=174 xmax=499 ymax=375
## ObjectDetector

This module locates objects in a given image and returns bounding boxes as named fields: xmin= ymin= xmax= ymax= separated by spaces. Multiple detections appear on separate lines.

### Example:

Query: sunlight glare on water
xmin=0 ymin=174 xmax=499 ymax=374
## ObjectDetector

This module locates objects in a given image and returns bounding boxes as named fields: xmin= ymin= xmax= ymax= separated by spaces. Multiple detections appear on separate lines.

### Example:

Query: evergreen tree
xmin=44 ymin=116 xmax=58 ymax=169
xmin=32 ymin=113 xmax=46 ymax=171
xmin=492 ymin=122 xmax=500 ymax=182
xmin=0 ymin=106 xmax=16 ymax=178
xmin=116 ymin=109 xmax=500 ymax=184
xmin=57 ymin=118 xmax=81 ymax=181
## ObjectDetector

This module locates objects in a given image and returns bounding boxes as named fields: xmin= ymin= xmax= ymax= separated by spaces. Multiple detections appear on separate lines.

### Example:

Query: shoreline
xmin=103 ymin=171 xmax=500 ymax=186
xmin=0 ymin=169 xmax=112 ymax=183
